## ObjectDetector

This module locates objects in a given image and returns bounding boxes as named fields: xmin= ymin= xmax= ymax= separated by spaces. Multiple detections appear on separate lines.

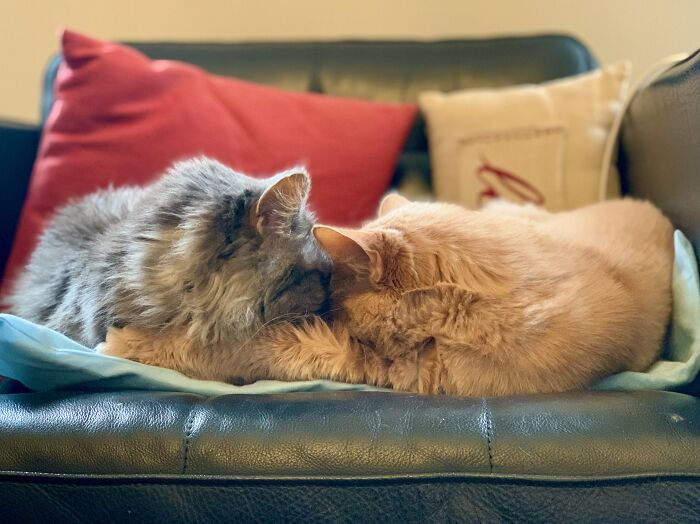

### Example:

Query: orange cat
xmin=102 ymin=196 xmax=674 ymax=396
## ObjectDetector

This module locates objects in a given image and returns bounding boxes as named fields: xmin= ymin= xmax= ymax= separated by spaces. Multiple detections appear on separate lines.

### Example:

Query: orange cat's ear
xmin=313 ymin=226 xmax=383 ymax=284
xmin=255 ymin=169 xmax=310 ymax=233
xmin=378 ymin=193 xmax=410 ymax=216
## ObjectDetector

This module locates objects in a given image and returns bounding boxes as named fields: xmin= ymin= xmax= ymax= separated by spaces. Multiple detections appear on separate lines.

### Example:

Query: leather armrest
xmin=1 ymin=390 xmax=698 ymax=479
xmin=1 ymin=390 xmax=698 ymax=522
xmin=621 ymin=49 xmax=700 ymax=257
xmin=0 ymin=121 xmax=39 ymax=279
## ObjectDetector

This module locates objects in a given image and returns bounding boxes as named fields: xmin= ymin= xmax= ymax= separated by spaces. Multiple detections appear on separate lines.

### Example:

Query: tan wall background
xmin=1 ymin=0 xmax=699 ymax=123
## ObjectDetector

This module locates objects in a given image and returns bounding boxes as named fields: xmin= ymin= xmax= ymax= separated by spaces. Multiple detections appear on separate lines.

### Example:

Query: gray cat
xmin=8 ymin=157 xmax=331 ymax=348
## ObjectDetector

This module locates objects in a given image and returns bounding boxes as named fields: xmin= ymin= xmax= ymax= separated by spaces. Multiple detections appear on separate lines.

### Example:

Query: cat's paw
xmin=393 ymin=283 xmax=478 ymax=339
xmin=400 ymin=283 xmax=476 ymax=313
xmin=99 ymin=326 xmax=135 ymax=357
xmin=100 ymin=325 xmax=160 ymax=366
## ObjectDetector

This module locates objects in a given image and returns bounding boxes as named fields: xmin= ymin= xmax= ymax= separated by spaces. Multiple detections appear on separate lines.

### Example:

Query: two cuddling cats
xmin=8 ymin=157 xmax=674 ymax=396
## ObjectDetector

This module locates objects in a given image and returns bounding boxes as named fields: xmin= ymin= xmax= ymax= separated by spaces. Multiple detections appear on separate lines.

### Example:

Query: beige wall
xmin=2 ymin=0 xmax=699 ymax=123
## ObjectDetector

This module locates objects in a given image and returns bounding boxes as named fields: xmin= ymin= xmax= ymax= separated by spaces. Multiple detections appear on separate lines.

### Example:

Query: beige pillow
xmin=419 ymin=62 xmax=630 ymax=211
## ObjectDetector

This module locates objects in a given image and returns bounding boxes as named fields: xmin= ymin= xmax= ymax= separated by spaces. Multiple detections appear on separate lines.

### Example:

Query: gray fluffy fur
xmin=8 ymin=157 xmax=331 ymax=348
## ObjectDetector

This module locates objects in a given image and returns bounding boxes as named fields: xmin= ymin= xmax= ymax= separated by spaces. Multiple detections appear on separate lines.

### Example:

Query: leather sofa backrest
xmin=39 ymin=36 xmax=597 ymax=187
xmin=620 ymin=50 xmax=700 ymax=259
xmin=36 ymin=37 xmax=700 ymax=256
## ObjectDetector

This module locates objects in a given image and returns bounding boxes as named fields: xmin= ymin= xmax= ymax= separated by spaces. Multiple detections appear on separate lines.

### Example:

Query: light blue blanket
xmin=593 ymin=231 xmax=700 ymax=391
xmin=1 ymin=231 xmax=698 ymax=396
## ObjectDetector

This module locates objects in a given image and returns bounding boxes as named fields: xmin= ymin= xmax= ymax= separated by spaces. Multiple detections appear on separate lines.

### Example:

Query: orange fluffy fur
xmin=101 ymin=197 xmax=674 ymax=396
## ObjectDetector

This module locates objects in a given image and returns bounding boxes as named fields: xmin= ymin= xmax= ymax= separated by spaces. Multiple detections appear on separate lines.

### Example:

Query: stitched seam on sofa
xmin=181 ymin=405 xmax=198 ymax=475
xmin=3 ymin=473 xmax=700 ymax=485
xmin=480 ymin=398 xmax=494 ymax=473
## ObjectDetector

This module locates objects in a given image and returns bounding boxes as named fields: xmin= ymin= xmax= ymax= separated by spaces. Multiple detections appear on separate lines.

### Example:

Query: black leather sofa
xmin=1 ymin=36 xmax=699 ymax=523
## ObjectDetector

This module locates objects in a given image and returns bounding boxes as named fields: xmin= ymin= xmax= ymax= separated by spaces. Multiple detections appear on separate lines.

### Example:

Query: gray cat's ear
xmin=378 ymin=193 xmax=410 ymax=216
xmin=255 ymin=169 xmax=311 ymax=233
xmin=313 ymin=225 xmax=383 ymax=284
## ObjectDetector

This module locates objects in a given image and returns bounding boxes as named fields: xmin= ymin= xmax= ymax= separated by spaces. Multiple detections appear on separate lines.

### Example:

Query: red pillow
xmin=2 ymin=30 xmax=417 ymax=294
